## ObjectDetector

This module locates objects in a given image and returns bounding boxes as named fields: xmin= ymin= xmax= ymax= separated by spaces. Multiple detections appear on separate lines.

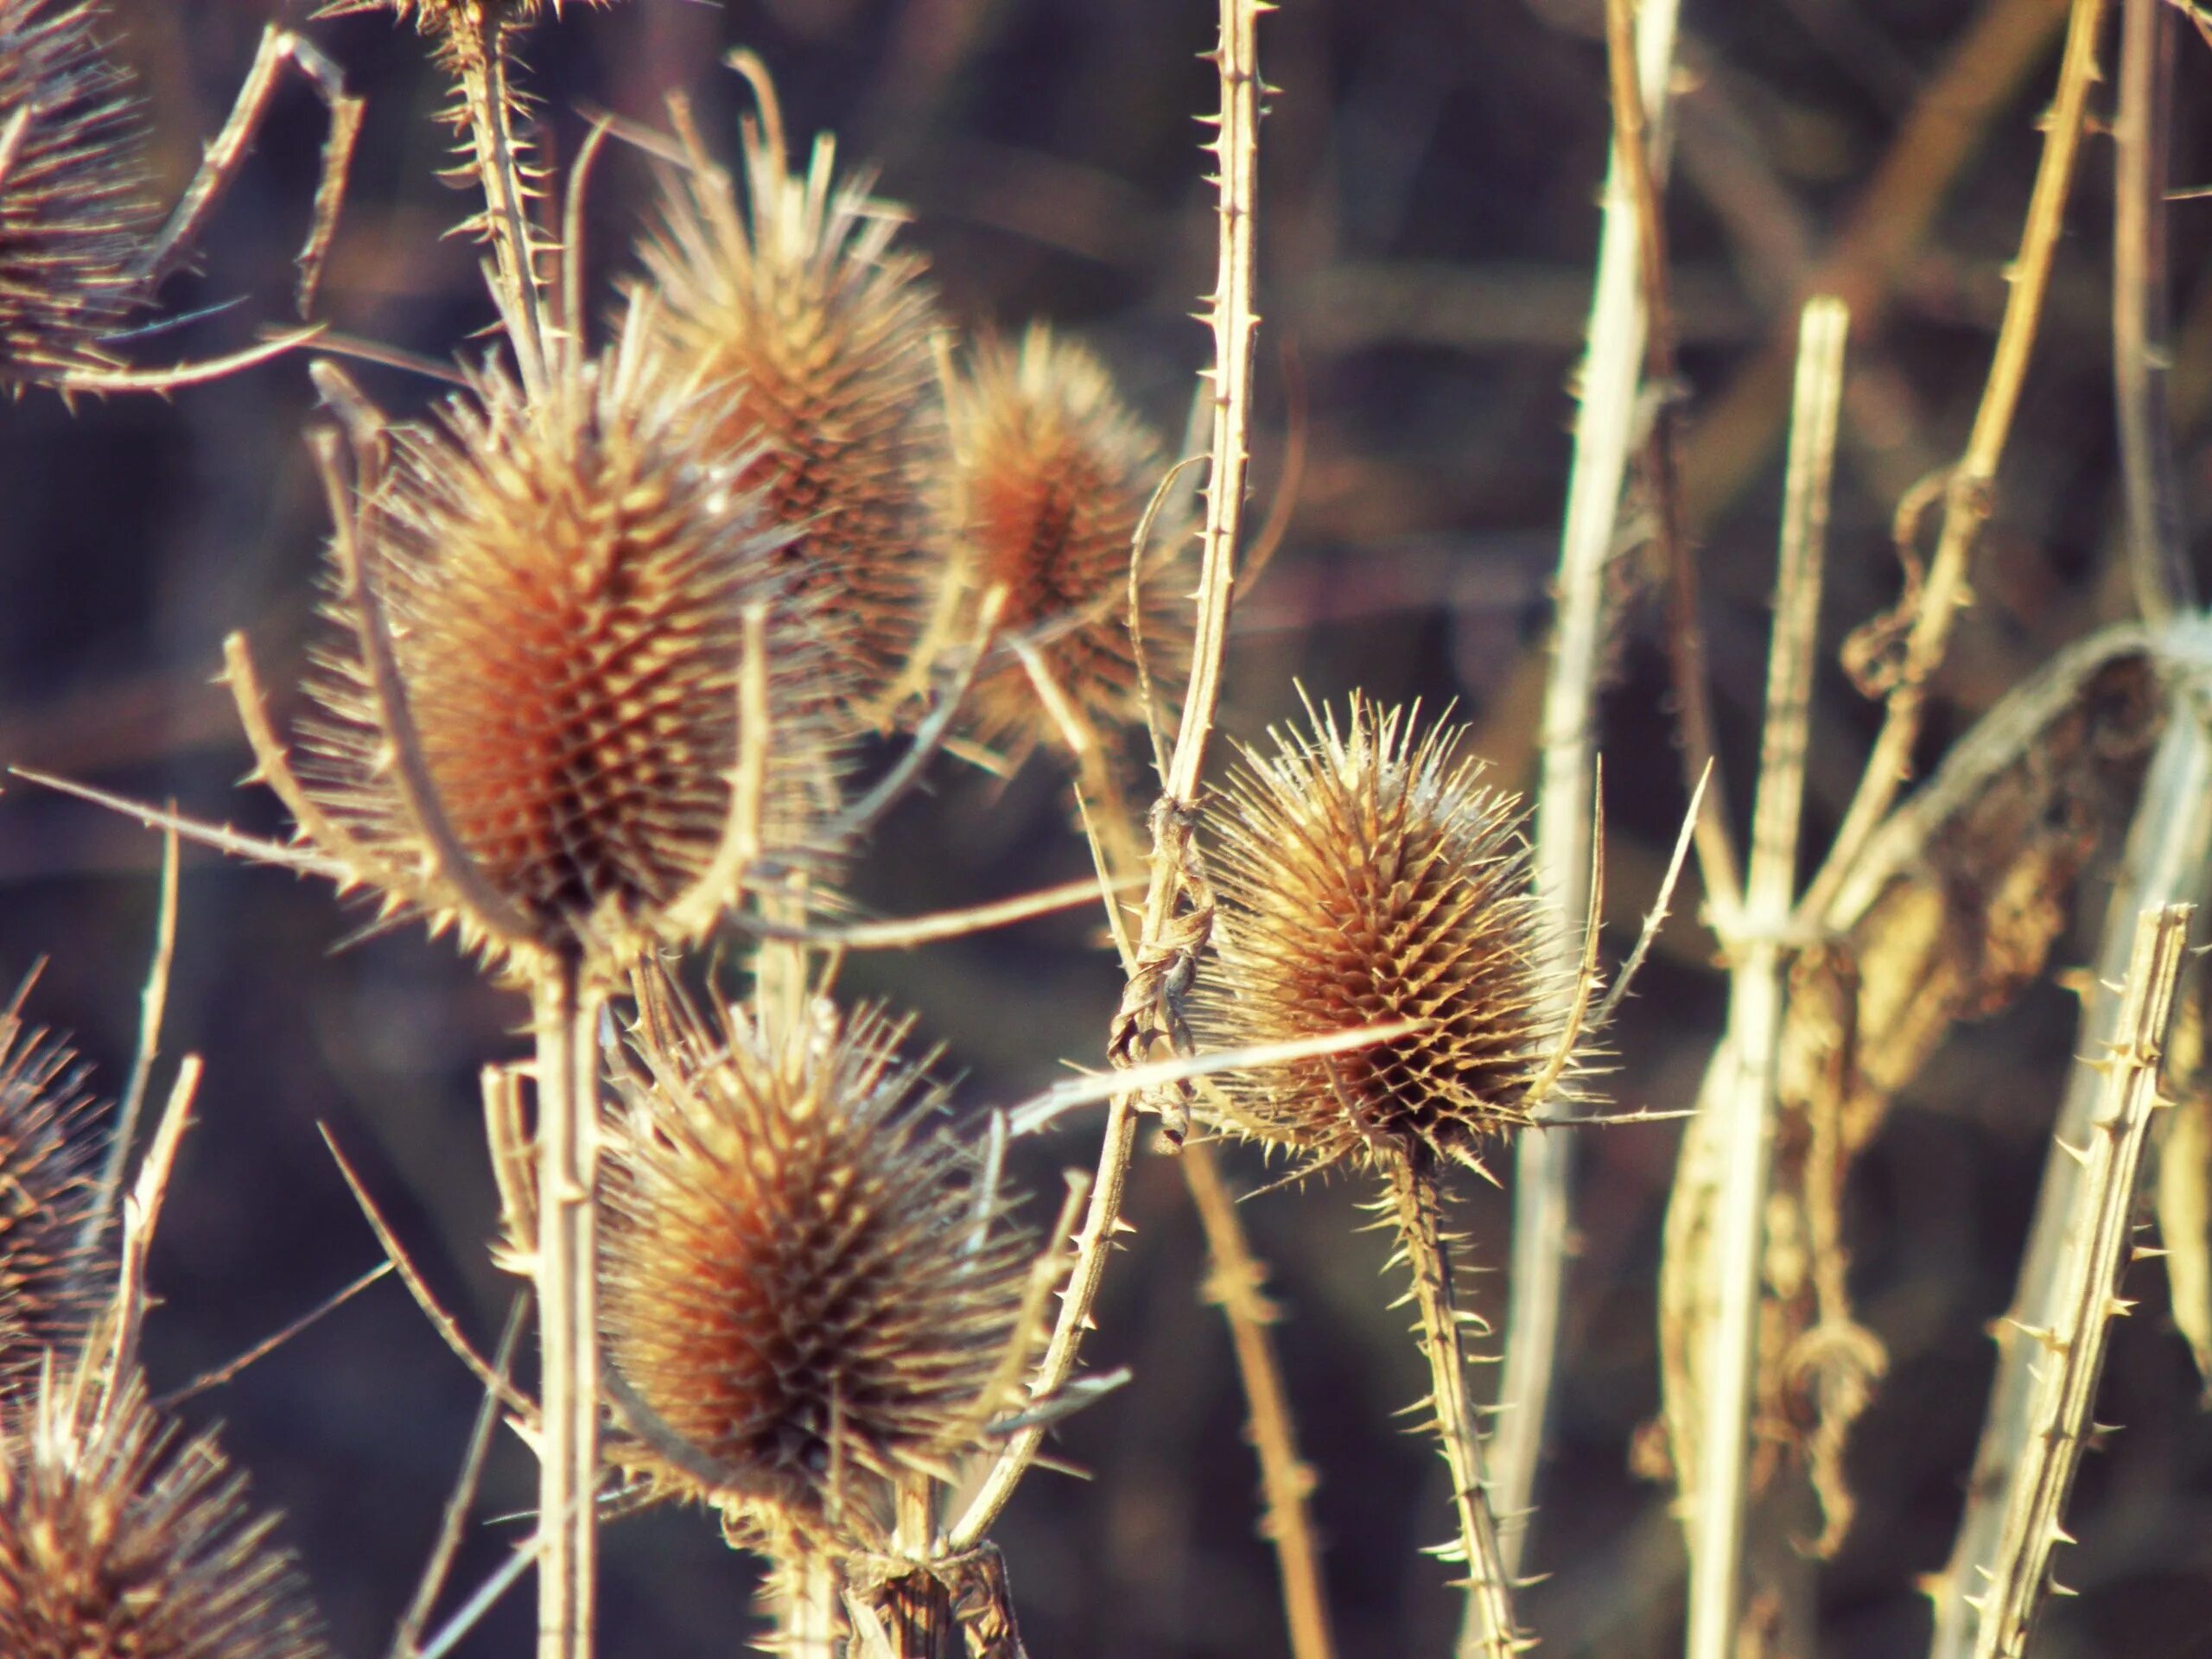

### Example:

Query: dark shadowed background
xmin=5 ymin=0 xmax=2212 ymax=1653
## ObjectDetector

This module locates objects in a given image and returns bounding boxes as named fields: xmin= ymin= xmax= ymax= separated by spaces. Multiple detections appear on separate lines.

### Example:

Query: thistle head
xmin=0 ymin=1004 xmax=104 ymax=1400
xmin=1189 ymin=696 xmax=1582 ymax=1175
xmin=601 ymin=989 xmax=1031 ymax=1545
xmin=0 ymin=0 xmax=152 ymax=388
xmin=0 ymin=1363 xmax=327 ymax=1659
xmin=285 ymin=308 xmax=849 ymax=973
xmin=949 ymin=325 xmax=1188 ymax=756
xmin=636 ymin=106 xmax=951 ymax=728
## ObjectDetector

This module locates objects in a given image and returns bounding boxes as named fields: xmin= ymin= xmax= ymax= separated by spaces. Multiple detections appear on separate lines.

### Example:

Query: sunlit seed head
xmin=294 ymin=308 xmax=849 ymax=969
xmin=950 ymin=324 xmax=1188 ymax=756
xmin=601 ymin=993 xmax=1029 ymax=1542
xmin=636 ymin=117 xmax=950 ymax=728
xmin=1189 ymin=696 xmax=1580 ymax=1173
xmin=0 ymin=1363 xmax=328 ymax=1659
xmin=0 ymin=0 xmax=153 ymax=387
xmin=0 ymin=1007 xmax=104 ymax=1402
xmin=313 ymin=0 xmax=623 ymax=26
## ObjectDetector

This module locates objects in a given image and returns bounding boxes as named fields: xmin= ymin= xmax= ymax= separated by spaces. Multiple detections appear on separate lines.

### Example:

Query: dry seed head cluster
xmin=1190 ymin=697 xmax=1578 ymax=1173
xmin=0 ymin=1366 xmax=327 ymax=1659
xmin=950 ymin=324 xmax=1189 ymax=754
xmin=0 ymin=0 xmax=151 ymax=385
xmin=294 ymin=307 xmax=846 ymax=968
xmin=0 ymin=1013 xmax=103 ymax=1401
xmin=601 ymin=995 xmax=1030 ymax=1541
xmin=639 ymin=123 xmax=950 ymax=727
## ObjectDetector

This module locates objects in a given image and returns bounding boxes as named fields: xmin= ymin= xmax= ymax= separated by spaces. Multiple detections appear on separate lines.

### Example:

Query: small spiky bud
xmin=0 ymin=1364 xmax=327 ymax=1659
xmin=292 ymin=307 xmax=846 ymax=969
xmin=313 ymin=0 xmax=622 ymax=26
xmin=1189 ymin=696 xmax=1578 ymax=1173
xmin=950 ymin=325 xmax=1189 ymax=754
xmin=637 ymin=115 xmax=950 ymax=726
xmin=601 ymin=993 xmax=1030 ymax=1542
xmin=0 ymin=1007 xmax=104 ymax=1398
xmin=0 ymin=0 xmax=152 ymax=385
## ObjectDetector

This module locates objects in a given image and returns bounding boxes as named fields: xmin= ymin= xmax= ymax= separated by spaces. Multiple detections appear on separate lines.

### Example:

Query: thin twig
xmin=156 ymin=1262 xmax=394 ymax=1408
xmin=101 ymin=1057 xmax=202 ymax=1395
xmin=87 ymin=826 xmax=178 ymax=1253
xmin=1965 ymin=905 xmax=2190 ymax=1658
xmin=1686 ymin=297 xmax=1847 ymax=1659
xmin=1496 ymin=0 xmax=1683 ymax=1576
xmin=1799 ymin=0 xmax=2109 ymax=924
xmin=736 ymin=878 xmax=1122 ymax=952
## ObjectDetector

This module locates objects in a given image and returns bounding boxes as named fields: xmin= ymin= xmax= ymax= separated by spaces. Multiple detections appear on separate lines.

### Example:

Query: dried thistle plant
xmin=948 ymin=324 xmax=1189 ymax=760
xmin=0 ymin=0 xmax=150 ymax=386
xmin=601 ymin=985 xmax=1032 ymax=1553
xmin=0 ymin=1005 xmax=105 ymax=1402
xmin=0 ymin=1360 xmax=328 ymax=1659
xmin=638 ymin=84 xmax=952 ymax=728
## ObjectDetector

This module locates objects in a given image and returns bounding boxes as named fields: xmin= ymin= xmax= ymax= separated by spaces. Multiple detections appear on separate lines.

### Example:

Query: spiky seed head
xmin=0 ymin=0 xmax=152 ymax=386
xmin=637 ymin=121 xmax=951 ymax=728
xmin=294 ymin=308 xmax=848 ymax=969
xmin=0 ymin=1008 xmax=105 ymax=1401
xmin=1188 ymin=696 xmax=1580 ymax=1173
xmin=313 ymin=0 xmax=622 ymax=26
xmin=601 ymin=993 xmax=1030 ymax=1543
xmin=0 ymin=1363 xmax=327 ymax=1659
xmin=950 ymin=325 xmax=1189 ymax=755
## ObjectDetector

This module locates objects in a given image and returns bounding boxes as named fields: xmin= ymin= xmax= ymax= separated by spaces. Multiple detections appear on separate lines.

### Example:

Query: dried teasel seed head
xmin=0 ymin=1363 xmax=328 ymax=1659
xmin=0 ymin=1004 xmax=105 ymax=1400
xmin=0 ymin=0 xmax=153 ymax=387
xmin=313 ymin=0 xmax=622 ymax=26
xmin=637 ymin=109 xmax=950 ymax=728
xmin=292 ymin=306 xmax=847 ymax=969
xmin=950 ymin=324 xmax=1190 ymax=756
xmin=601 ymin=992 xmax=1030 ymax=1543
xmin=1189 ymin=696 xmax=1581 ymax=1174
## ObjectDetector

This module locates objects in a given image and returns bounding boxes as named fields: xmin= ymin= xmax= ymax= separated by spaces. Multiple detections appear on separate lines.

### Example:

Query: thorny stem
xmin=2113 ymin=0 xmax=2193 ymax=622
xmin=1388 ymin=1152 xmax=1526 ymax=1659
xmin=1497 ymin=0 xmax=1681 ymax=1580
xmin=448 ymin=6 xmax=550 ymax=393
xmin=1963 ymin=905 xmax=2191 ymax=1659
xmin=1798 ymin=0 xmax=2109 ymax=925
xmin=953 ymin=0 xmax=1268 ymax=1548
xmin=1183 ymin=1141 xmax=1338 ymax=1659
xmin=532 ymin=951 xmax=601 ymax=1659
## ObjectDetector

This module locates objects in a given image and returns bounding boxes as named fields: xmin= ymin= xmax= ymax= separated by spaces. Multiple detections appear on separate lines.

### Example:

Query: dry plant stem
xmin=1687 ymin=297 xmax=1847 ymax=1659
xmin=955 ymin=0 xmax=1268 ymax=1548
xmin=783 ymin=1551 xmax=842 ymax=1659
xmin=448 ymin=8 xmax=548 ymax=391
xmin=87 ymin=828 xmax=179 ymax=1254
xmin=1959 ymin=904 xmax=2192 ymax=1656
xmin=1496 ymin=0 xmax=1681 ymax=1577
xmin=1389 ymin=1152 xmax=1525 ymax=1659
xmin=1182 ymin=1139 xmax=1337 ymax=1659
xmin=532 ymin=950 xmax=601 ymax=1659
xmin=1799 ymin=0 xmax=2108 ymax=924
xmin=1602 ymin=0 xmax=1740 ymax=916
xmin=2114 ymin=0 xmax=2193 ymax=622
xmin=1930 ymin=670 xmax=2212 ymax=1650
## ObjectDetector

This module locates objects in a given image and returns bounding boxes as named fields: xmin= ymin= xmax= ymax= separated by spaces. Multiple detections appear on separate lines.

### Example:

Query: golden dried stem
xmin=1388 ymin=1151 xmax=1526 ymax=1659
xmin=1966 ymin=905 xmax=2190 ymax=1658
xmin=87 ymin=825 xmax=178 ymax=1250
xmin=446 ymin=8 xmax=548 ymax=392
xmin=1686 ymin=297 xmax=1847 ymax=1659
xmin=1798 ymin=0 xmax=2108 ymax=925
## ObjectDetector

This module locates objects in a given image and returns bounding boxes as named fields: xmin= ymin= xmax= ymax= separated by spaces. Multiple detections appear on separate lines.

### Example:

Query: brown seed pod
xmin=0 ymin=0 xmax=152 ymax=386
xmin=0 ymin=1007 xmax=103 ymax=1399
xmin=601 ymin=991 xmax=1030 ymax=1544
xmin=0 ymin=1363 xmax=327 ymax=1659
xmin=950 ymin=325 xmax=1189 ymax=755
xmin=1188 ymin=696 xmax=1580 ymax=1174
xmin=637 ymin=107 xmax=951 ymax=727
xmin=289 ymin=307 xmax=848 ymax=969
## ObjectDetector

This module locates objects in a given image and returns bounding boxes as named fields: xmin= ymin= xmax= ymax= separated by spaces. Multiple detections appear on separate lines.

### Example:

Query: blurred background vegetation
xmin=5 ymin=0 xmax=2212 ymax=1653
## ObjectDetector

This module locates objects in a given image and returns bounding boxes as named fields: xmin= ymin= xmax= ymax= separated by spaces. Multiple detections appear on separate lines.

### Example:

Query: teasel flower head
xmin=0 ymin=1007 xmax=104 ymax=1400
xmin=0 ymin=1361 xmax=328 ymax=1658
xmin=0 ymin=0 xmax=153 ymax=387
xmin=601 ymin=991 xmax=1032 ymax=1546
xmin=1188 ymin=696 xmax=1583 ymax=1175
xmin=636 ymin=99 xmax=952 ymax=728
xmin=271 ymin=302 xmax=849 ymax=976
xmin=313 ymin=0 xmax=622 ymax=28
xmin=949 ymin=324 xmax=1189 ymax=757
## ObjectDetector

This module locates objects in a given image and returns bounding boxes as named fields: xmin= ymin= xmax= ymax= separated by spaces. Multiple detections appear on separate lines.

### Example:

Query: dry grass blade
xmin=156 ymin=1262 xmax=394 ymax=1408
xmin=1963 ymin=904 xmax=2190 ymax=1658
